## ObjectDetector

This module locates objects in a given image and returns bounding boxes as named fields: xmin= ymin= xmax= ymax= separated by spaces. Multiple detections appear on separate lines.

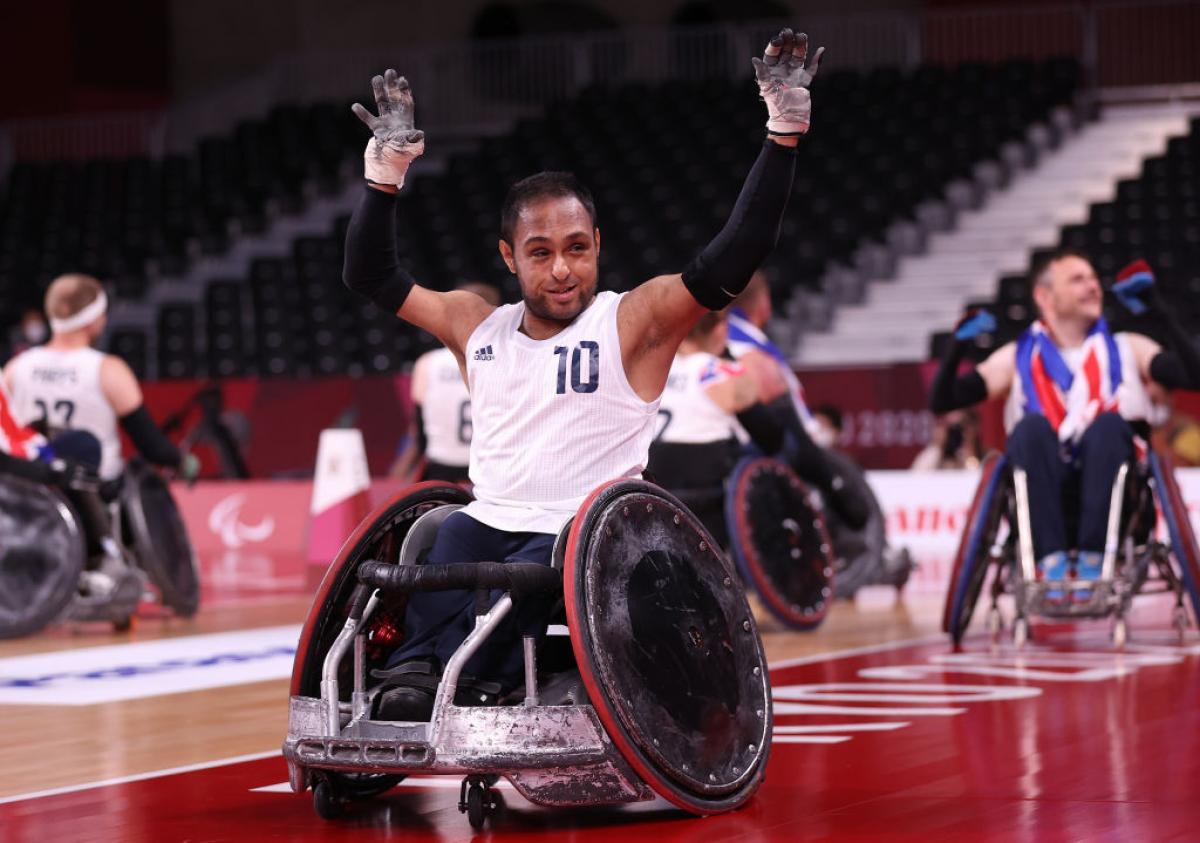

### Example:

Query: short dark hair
xmin=1028 ymin=248 xmax=1090 ymax=295
xmin=500 ymin=171 xmax=597 ymax=245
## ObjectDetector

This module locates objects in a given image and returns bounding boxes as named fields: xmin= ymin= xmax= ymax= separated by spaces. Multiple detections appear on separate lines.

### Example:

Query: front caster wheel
xmin=313 ymin=779 xmax=343 ymax=820
xmin=460 ymin=776 xmax=498 ymax=831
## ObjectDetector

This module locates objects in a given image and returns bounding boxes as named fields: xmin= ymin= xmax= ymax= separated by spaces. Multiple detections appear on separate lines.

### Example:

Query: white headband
xmin=49 ymin=291 xmax=108 ymax=334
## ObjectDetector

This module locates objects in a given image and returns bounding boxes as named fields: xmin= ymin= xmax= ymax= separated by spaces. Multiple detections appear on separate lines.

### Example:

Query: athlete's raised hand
xmin=352 ymin=69 xmax=425 ymax=188
xmin=751 ymin=28 xmax=824 ymax=136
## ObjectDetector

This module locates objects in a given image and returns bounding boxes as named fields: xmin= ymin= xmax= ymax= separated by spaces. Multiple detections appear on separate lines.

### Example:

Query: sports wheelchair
xmin=943 ymin=449 xmax=1200 ymax=648
xmin=283 ymin=479 xmax=772 ymax=830
xmin=0 ymin=457 xmax=199 ymax=637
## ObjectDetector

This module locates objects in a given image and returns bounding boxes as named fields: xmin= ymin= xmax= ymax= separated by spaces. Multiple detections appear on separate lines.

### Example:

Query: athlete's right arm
xmin=929 ymin=341 xmax=1014 ymax=413
xmin=343 ymin=70 xmax=493 ymax=358
xmin=100 ymin=356 xmax=184 ymax=469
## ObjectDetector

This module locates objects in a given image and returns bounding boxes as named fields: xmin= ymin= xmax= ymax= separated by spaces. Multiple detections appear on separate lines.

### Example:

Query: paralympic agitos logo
xmin=208 ymin=493 xmax=276 ymax=549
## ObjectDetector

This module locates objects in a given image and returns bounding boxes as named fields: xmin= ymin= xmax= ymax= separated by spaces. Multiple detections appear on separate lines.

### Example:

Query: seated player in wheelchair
xmin=931 ymin=252 xmax=1200 ymax=600
xmin=3 ymin=274 xmax=200 ymax=605
xmin=338 ymin=29 xmax=820 ymax=721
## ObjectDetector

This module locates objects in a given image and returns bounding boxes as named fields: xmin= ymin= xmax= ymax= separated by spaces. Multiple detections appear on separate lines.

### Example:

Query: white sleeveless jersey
xmin=463 ymin=291 xmax=660 ymax=534
xmin=656 ymin=351 xmax=744 ymax=444
xmin=7 ymin=347 xmax=123 ymax=479
xmin=414 ymin=347 xmax=471 ymax=467
xmin=1003 ymin=332 xmax=1166 ymax=432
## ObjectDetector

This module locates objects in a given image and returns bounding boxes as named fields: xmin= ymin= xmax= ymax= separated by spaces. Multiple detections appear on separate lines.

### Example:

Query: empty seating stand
xmin=930 ymin=114 xmax=1200 ymax=362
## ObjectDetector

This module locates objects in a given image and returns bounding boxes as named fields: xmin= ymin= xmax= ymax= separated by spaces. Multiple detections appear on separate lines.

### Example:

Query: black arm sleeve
xmin=119 ymin=405 xmax=182 ymax=468
xmin=1148 ymin=311 xmax=1200 ymax=390
xmin=681 ymin=140 xmax=797 ymax=310
xmin=343 ymin=186 xmax=418 ymax=313
xmin=929 ymin=339 xmax=988 ymax=414
xmin=735 ymin=402 xmax=784 ymax=455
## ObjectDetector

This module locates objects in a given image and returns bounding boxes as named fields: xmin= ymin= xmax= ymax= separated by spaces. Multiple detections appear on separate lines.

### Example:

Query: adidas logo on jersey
xmin=473 ymin=345 xmax=495 ymax=361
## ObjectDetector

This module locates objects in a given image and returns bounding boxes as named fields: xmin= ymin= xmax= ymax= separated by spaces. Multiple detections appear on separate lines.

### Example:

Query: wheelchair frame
xmin=284 ymin=479 xmax=771 ymax=829
xmin=945 ymin=452 xmax=1197 ymax=648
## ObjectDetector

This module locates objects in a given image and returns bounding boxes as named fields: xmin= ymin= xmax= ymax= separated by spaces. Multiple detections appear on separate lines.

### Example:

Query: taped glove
xmin=1113 ymin=259 xmax=1158 ymax=316
xmin=751 ymin=28 xmax=824 ymax=136
xmin=953 ymin=309 xmax=996 ymax=342
xmin=351 ymin=69 xmax=425 ymax=188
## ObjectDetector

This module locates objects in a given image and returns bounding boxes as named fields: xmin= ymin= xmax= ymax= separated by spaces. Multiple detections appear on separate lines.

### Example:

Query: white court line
xmin=767 ymin=633 xmax=947 ymax=671
xmin=0 ymin=750 xmax=280 ymax=806
xmin=772 ymin=735 xmax=852 ymax=745
xmin=0 ymin=634 xmax=944 ymax=806
xmin=773 ymin=722 xmax=910 ymax=734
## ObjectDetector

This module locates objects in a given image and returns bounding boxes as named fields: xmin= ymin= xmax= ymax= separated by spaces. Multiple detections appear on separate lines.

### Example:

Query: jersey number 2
xmin=554 ymin=342 xmax=599 ymax=394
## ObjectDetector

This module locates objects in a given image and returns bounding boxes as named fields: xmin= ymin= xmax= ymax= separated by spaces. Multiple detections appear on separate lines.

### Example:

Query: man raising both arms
xmin=342 ymin=28 xmax=821 ymax=720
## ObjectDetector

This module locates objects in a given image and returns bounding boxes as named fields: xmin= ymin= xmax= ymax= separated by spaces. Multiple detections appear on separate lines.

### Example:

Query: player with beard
xmin=342 ymin=28 xmax=822 ymax=719
xmin=931 ymin=251 xmax=1200 ymax=597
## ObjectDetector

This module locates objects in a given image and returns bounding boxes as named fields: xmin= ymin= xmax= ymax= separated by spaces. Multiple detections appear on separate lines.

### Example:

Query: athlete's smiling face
xmin=1036 ymin=254 xmax=1103 ymax=324
xmin=499 ymin=195 xmax=599 ymax=332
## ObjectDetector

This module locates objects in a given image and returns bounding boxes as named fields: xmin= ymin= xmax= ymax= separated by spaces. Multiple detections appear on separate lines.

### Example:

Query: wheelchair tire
xmin=564 ymin=479 xmax=772 ymax=815
xmin=0 ymin=474 xmax=86 ymax=639
xmin=725 ymin=457 xmax=833 ymax=630
xmin=119 ymin=459 xmax=200 ymax=617
xmin=943 ymin=453 xmax=1008 ymax=647
xmin=1149 ymin=452 xmax=1200 ymax=623
xmin=290 ymin=481 xmax=471 ymax=699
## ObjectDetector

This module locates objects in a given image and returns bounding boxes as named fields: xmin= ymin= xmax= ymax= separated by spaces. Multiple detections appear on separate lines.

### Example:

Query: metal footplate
xmin=283 ymin=696 xmax=652 ymax=806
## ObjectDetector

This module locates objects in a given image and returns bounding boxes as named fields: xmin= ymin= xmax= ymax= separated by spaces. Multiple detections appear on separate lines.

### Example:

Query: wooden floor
xmin=0 ymin=587 xmax=940 ymax=799
xmin=4 ymin=575 xmax=1198 ymax=843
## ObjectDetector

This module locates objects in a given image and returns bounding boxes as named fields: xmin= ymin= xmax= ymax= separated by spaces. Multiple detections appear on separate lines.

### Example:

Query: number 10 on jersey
xmin=554 ymin=341 xmax=599 ymax=394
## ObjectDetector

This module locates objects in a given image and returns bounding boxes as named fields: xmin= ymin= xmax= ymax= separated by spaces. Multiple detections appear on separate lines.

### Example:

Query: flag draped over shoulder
xmin=1014 ymin=318 xmax=1122 ymax=444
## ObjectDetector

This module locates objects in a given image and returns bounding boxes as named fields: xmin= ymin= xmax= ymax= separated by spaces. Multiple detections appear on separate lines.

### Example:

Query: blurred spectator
xmin=5 ymin=308 xmax=48 ymax=358
xmin=810 ymin=402 xmax=844 ymax=450
xmin=911 ymin=408 xmax=984 ymax=471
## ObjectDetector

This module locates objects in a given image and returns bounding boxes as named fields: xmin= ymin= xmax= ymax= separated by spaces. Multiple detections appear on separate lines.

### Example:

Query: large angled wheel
xmin=120 ymin=459 xmax=200 ymax=617
xmin=290 ymin=481 xmax=472 ymax=699
xmin=0 ymin=473 xmax=86 ymax=638
xmin=942 ymin=453 xmax=1009 ymax=647
xmin=1149 ymin=451 xmax=1200 ymax=623
xmin=563 ymin=479 xmax=771 ymax=815
xmin=725 ymin=457 xmax=833 ymax=630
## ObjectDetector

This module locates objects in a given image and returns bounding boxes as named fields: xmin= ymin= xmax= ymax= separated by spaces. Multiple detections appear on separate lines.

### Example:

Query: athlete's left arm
xmin=1113 ymin=260 xmax=1200 ymax=390
xmin=617 ymin=28 xmax=818 ymax=401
